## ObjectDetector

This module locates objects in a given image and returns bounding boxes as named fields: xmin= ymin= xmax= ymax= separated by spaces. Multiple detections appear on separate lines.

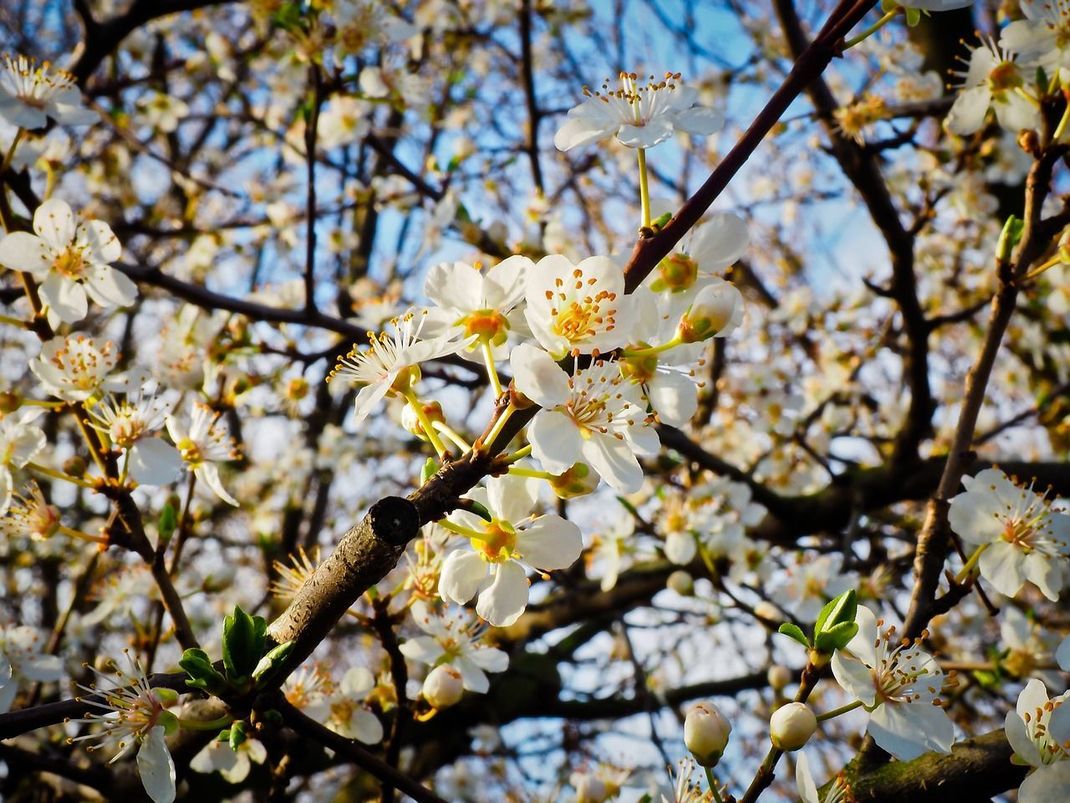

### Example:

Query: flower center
xmin=176 ymin=437 xmax=202 ymax=465
xmin=53 ymin=248 xmax=88 ymax=280
xmin=655 ymin=253 xmax=699 ymax=292
xmin=472 ymin=520 xmax=517 ymax=562
xmin=988 ymin=61 xmax=1022 ymax=92
xmin=460 ymin=309 xmax=509 ymax=343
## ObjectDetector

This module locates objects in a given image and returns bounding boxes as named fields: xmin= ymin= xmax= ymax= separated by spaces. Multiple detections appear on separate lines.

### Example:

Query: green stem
xmin=816 ymin=698 xmax=864 ymax=722
xmin=481 ymin=338 xmax=503 ymax=398
xmin=637 ymin=147 xmax=651 ymax=228
xmin=0 ymin=128 xmax=24 ymax=175
xmin=1054 ymin=101 xmax=1070 ymax=142
xmin=0 ymin=314 xmax=26 ymax=328
xmin=437 ymin=519 xmax=485 ymax=539
xmin=479 ymin=403 xmax=516 ymax=453
xmin=433 ymin=421 xmax=471 ymax=452
xmin=843 ymin=8 xmax=898 ymax=49
xmin=57 ymin=525 xmax=108 ymax=544
xmin=955 ymin=543 xmax=988 ymax=584
xmin=26 ymin=461 xmax=97 ymax=489
xmin=507 ymin=466 xmax=554 ymax=480
xmin=621 ymin=337 xmax=682 ymax=358
xmin=404 ymin=391 xmax=448 ymax=458
xmin=177 ymin=714 xmax=234 ymax=731
xmin=704 ymin=767 xmax=724 ymax=803
xmin=502 ymin=444 xmax=532 ymax=464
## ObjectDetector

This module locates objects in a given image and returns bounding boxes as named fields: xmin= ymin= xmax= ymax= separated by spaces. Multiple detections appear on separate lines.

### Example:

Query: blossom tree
xmin=0 ymin=1 xmax=1069 ymax=801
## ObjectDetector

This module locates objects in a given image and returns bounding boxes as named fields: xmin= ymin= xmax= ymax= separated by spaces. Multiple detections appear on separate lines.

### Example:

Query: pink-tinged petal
xmin=581 ymin=434 xmax=642 ymax=493
xmin=136 ymin=726 xmax=177 ymax=803
xmin=475 ymin=560 xmax=528 ymax=627
xmin=510 ymin=343 xmax=570 ymax=407
xmin=440 ymin=550 xmax=489 ymax=606
xmin=528 ymin=409 xmax=583 ymax=474
xmin=129 ymin=438 xmax=182 ymax=486
xmin=868 ymin=700 xmax=953 ymax=760
xmin=39 ymin=272 xmax=87 ymax=323
xmin=32 ymin=199 xmax=75 ymax=249
xmin=0 ymin=231 xmax=52 ymax=274
xmin=516 ymin=514 xmax=582 ymax=570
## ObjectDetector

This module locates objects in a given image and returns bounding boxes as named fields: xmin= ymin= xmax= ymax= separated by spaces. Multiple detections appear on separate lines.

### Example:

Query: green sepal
xmin=777 ymin=622 xmax=811 ymax=648
xmin=651 ymin=212 xmax=672 ymax=230
xmin=466 ymin=500 xmax=493 ymax=522
xmin=904 ymin=7 xmax=921 ymax=26
xmin=158 ymin=503 xmax=177 ymax=544
xmin=420 ymin=457 xmax=437 ymax=486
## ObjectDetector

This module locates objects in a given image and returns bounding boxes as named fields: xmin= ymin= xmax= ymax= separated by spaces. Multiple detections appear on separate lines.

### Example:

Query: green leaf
xmin=222 ymin=606 xmax=268 ymax=682
xmin=229 ymin=720 xmax=248 ymax=751
xmin=179 ymin=648 xmax=227 ymax=695
xmin=814 ymin=621 xmax=858 ymax=653
xmin=777 ymin=622 xmax=811 ymax=648
xmin=815 ymin=589 xmax=857 ymax=640
xmin=158 ymin=503 xmax=177 ymax=544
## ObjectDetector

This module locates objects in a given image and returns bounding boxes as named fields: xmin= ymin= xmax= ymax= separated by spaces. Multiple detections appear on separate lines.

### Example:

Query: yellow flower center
xmin=176 ymin=437 xmax=202 ymax=465
xmin=472 ymin=520 xmax=517 ymax=562
xmin=460 ymin=309 xmax=509 ymax=343
xmin=655 ymin=252 xmax=698 ymax=292
xmin=53 ymin=248 xmax=87 ymax=280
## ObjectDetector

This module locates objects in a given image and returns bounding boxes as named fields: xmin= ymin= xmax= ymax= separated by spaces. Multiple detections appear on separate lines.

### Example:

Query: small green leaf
xmin=222 ymin=606 xmax=267 ymax=682
xmin=253 ymin=640 xmax=295 ymax=682
xmin=179 ymin=648 xmax=227 ymax=695
xmin=814 ymin=621 xmax=858 ymax=653
xmin=158 ymin=503 xmax=177 ymax=543
xmin=777 ymin=622 xmax=811 ymax=648
xmin=229 ymin=720 xmax=248 ymax=751
xmin=815 ymin=589 xmax=857 ymax=640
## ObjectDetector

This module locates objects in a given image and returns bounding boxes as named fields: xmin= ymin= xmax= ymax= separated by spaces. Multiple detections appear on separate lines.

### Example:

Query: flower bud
xmin=401 ymin=400 xmax=445 ymax=439
xmin=0 ymin=391 xmax=20 ymax=413
xmin=769 ymin=702 xmax=817 ymax=751
xmin=667 ymin=570 xmax=694 ymax=596
xmin=684 ymin=702 xmax=731 ymax=767
xmin=753 ymin=601 xmax=781 ymax=623
xmin=767 ymin=664 xmax=793 ymax=692
xmin=422 ymin=665 xmax=464 ymax=709
xmin=676 ymin=281 xmax=743 ymax=343
xmin=570 ymin=772 xmax=609 ymax=803
xmin=548 ymin=462 xmax=599 ymax=499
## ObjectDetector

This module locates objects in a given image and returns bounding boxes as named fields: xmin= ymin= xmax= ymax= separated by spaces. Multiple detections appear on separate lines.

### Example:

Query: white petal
xmin=19 ymin=653 xmax=62 ymax=682
xmin=1006 ymin=706 xmax=1044 ymax=768
xmin=516 ymin=515 xmax=582 ymax=570
xmin=673 ymin=105 xmax=723 ymax=136
xmin=136 ymin=726 xmax=176 ymax=803
xmin=440 ymin=550 xmax=489 ymax=605
xmin=84 ymin=264 xmax=137 ymax=307
xmin=475 ymin=560 xmax=529 ymax=627
xmin=130 ymin=438 xmax=182 ymax=486
xmin=424 ymin=261 xmax=482 ymax=313
xmin=616 ymin=117 xmax=674 ymax=148
xmin=648 ymin=372 xmax=697 ymax=426
xmin=0 ymin=231 xmax=52 ymax=274
xmin=195 ymin=462 xmax=239 ymax=507
xmin=664 ymin=531 xmax=697 ymax=565
xmin=1017 ymin=762 xmax=1070 ymax=803
xmin=398 ymin=636 xmax=445 ymax=665
xmin=830 ymin=653 xmax=877 ymax=707
xmin=868 ymin=701 xmax=953 ymax=760
xmin=528 ymin=409 xmax=583 ymax=474
xmin=487 ymin=474 xmax=537 ymax=524
xmin=347 ymin=708 xmax=384 ymax=744
xmin=79 ymin=220 xmax=121 ymax=264
xmin=688 ymin=213 xmax=749 ymax=269
xmin=453 ymin=656 xmax=491 ymax=693
xmin=795 ymin=751 xmax=820 ymax=803
xmin=581 ymin=434 xmax=643 ymax=493
xmin=946 ymin=86 xmax=991 ymax=136
xmin=32 ymin=199 xmax=75 ymax=249
xmin=39 ymin=273 xmax=87 ymax=323
xmin=340 ymin=666 xmax=375 ymax=696
xmin=510 ymin=343 xmax=570 ymax=407
xmin=978 ymin=541 xmax=1026 ymax=597
xmin=1056 ymin=634 xmax=1070 ymax=671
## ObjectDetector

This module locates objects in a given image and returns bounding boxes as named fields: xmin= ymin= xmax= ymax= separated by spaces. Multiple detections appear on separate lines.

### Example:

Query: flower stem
xmin=0 ymin=314 xmax=26 ymax=328
xmin=816 ymin=698 xmax=864 ymax=722
xmin=26 ymin=461 xmax=97 ymax=489
xmin=704 ymin=767 xmax=724 ymax=803
xmin=955 ymin=543 xmax=988 ymax=583
xmin=58 ymin=525 xmax=108 ymax=544
xmin=481 ymin=338 xmax=503 ymax=398
xmin=177 ymin=714 xmax=233 ymax=731
xmin=502 ymin=444 xmax=532 ymax=464
xmin=0 ymin=128 xmax=24 ymax=174
xmin=507 ymin=466 xmax=554 ymax=480
xmin=433 ymin=421 xmax=471 ymax=452
xmin=1021 ymin=253 xmax=1064 ymax=282
xmin=843 ymin=8 xmax=898 ymax=49
xmin=637 ymin=147 xmax=651 ymax=228
xmin=621 ymin=337 xmax=682 ymax=358
xmin=479 ymin=403 xmax=515 ymax=453
xmin=404 ymin=391 xmax=448 ymax=458
xmin=1054 ymin=102 xmax=1070 ymax=142
xmin=436 ymin=519 xmax=485 ymax=539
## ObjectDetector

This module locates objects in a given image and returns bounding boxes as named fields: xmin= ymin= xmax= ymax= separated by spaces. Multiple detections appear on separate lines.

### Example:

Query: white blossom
xmin=0 ymin=55 xmax=97 ymax=129
xmin=1006 ymin=679 xmax=1070 ymax=802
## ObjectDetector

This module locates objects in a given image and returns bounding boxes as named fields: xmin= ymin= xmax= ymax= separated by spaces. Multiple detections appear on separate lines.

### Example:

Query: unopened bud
xmin=401 ymin=400 xmax=445 ymax=439
xmin=753 ymin=601 xmax=781 ymax=623
xmin=676 ymin=281 xmax=743 ymax=343
xmin=769 ymin=702 xmax=817 ymax=751
xmin=548 ymin=462 xmax=599 ymax=499
xmin=63 ymin=455 xmax=88 ymax=477
xmin=667 ymin=570 xmax=694 ymax=596
xmin=767 ymin=665 xmax=793 ymax=692
xmin=684 ymin=702 xmax=731 ymax=767
xmin=0 ymin=391 xmax=20 ymax=414
xmin=571 ymin=772 xmax=609 ymax=803
xmin=422 ymin=664 xmax=464 ymax=709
